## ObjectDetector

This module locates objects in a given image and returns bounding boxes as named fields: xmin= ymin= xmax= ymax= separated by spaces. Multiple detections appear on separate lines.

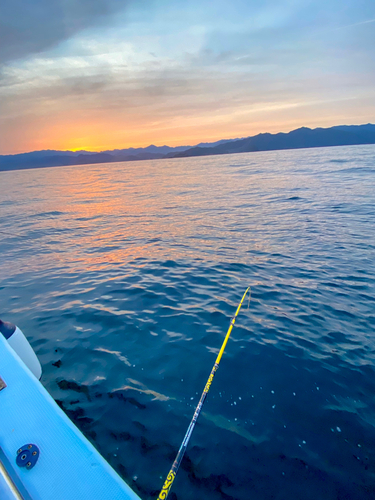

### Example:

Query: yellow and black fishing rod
xmin=157 ymin=287 xmax=251 ymax=500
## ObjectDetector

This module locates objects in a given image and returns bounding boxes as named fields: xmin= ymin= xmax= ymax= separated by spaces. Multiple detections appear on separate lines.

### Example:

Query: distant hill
xmin=174 ymin=124 xmax=375 ymax=158
xmin=0 ymin=145 xmax=191 ymax=171
xmin=1 ymin=124 xmax=374 ymax=171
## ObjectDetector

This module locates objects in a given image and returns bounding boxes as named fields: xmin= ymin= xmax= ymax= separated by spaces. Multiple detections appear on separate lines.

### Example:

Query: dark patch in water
xmin=57 ymin=379 xmax=91 ymax=400
xmin=109 ymin=391 xmax=147 ymax=410
xmin=111 ymin=431 xmax=133 ymax=442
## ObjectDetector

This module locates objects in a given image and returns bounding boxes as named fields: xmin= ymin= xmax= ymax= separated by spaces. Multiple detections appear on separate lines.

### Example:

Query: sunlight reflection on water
xmin=1 ymin=145 xmax=375 ymax=500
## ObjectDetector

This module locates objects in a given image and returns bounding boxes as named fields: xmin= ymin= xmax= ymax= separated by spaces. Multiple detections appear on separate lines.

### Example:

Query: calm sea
xmin=1 ymin=145 xmax=375 ymax=500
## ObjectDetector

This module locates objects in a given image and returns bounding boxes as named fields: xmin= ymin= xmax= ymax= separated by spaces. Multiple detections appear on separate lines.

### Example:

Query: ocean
xmin=1 ymin=144 xmax=375 ymax=500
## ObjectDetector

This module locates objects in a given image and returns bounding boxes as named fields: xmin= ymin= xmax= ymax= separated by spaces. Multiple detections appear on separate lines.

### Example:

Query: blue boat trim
xmin=0 ymin=320 xmax=16 ymax=340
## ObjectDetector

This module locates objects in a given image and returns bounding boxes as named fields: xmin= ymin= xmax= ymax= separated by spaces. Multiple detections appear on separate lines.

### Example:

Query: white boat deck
xmin=0 ymin=334 xmax=141 ymax=500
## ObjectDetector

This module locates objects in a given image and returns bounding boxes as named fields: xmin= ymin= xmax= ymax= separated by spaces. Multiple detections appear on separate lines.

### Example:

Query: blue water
xmin=1 ymin=145 xmax=375 ymax=500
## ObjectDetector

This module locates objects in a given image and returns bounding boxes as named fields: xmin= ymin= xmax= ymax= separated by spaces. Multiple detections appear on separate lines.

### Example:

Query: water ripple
xmin=1 ymin=144 xmax=375 ymax=500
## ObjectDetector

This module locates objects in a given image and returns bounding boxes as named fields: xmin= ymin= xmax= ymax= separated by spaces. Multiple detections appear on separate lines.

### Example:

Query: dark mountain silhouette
xmin=174 ymin=124 xmax=375 ymax=158
xmin=1 ymin=124 xmax=374 ymax=171
xmin=101 ymin=144 xmax=190 ymax=155
xmin=0 ymin=145 xmax=191 ymax=171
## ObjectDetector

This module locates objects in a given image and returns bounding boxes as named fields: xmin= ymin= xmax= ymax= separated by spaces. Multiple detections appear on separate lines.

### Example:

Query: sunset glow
xmin=1 ymin=0 xmax=375 ymax=155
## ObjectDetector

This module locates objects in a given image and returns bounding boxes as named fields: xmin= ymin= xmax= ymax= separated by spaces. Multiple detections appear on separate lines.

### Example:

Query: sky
xmin=1 ymin=0 xmax=375 ymax=155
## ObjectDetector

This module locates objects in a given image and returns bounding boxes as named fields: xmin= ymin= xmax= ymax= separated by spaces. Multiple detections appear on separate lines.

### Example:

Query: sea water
xmin=0 ymin=145 xmax=375 ymax=500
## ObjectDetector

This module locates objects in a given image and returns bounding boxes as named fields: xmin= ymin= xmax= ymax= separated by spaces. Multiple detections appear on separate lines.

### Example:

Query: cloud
xmin=0 ymin=42 xmax=363 ymax=127
xmin=1 ymin=0 xmax=375 ymax=153
xmin=0 ymin=0 xmax=130 ymax=64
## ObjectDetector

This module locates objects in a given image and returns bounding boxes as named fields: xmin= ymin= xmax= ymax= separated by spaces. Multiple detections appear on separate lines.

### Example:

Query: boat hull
xmin=0 ymin=333 xmax=140 ymax=500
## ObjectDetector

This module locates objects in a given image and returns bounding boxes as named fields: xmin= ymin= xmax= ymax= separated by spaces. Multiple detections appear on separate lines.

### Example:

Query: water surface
xmin=1 ymin=145 xmax=375 ymax=499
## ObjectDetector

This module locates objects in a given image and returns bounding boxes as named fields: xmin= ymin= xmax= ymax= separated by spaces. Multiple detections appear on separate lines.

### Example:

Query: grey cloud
xmin=1 ymin=59 xmax=344 ymax=121
xmin=0 ymin=0 xmax=129 ymax=64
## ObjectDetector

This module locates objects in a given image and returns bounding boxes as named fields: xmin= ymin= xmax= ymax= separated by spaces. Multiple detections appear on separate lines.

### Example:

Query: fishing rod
xmin=157 ymin=286 xmax=251 ymax=500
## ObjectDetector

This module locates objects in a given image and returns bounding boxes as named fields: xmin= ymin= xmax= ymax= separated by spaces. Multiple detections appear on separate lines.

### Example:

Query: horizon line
xmin=1 ymin=121 xmax=374 ymax=157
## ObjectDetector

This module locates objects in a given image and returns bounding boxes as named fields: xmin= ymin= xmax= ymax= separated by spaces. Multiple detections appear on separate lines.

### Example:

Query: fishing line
xmin=157 ymin=286 xmax=251 ymax=500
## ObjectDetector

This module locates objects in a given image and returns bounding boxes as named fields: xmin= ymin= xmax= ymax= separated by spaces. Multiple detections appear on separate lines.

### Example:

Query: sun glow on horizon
xmin=1 ymin=0 xmax=375 ymax=156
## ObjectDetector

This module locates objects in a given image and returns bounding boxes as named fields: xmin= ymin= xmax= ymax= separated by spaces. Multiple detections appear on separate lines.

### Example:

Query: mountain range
xmin=1 ymin=124 xmax=374 ymax=171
